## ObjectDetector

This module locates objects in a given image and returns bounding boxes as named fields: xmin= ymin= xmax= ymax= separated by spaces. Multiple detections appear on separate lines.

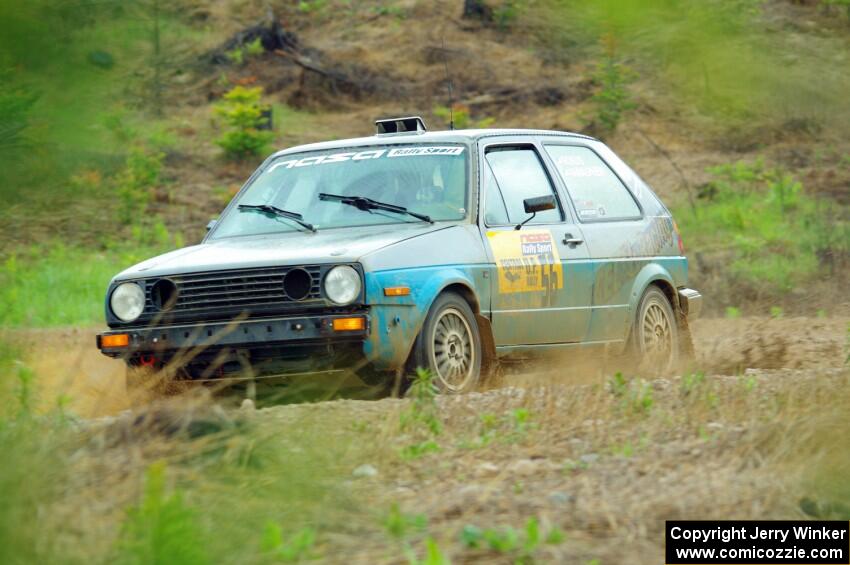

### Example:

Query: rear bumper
xmin=96 ymin=313 xmax=370 ymax=358
xmin=677 ymin=288 xmax=703 ymax=320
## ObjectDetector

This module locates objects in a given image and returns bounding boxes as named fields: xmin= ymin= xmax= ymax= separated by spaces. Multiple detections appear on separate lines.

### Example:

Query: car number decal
xmin=486 ymin=230 xmax=563 ymax=300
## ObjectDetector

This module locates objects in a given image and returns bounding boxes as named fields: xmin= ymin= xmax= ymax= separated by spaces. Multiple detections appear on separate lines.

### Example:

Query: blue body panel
xmin=362 ymin=264 xmax=489 ymax=369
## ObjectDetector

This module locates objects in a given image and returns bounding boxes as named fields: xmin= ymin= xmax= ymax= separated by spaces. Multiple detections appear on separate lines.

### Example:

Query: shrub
xmin=589 ymin=35 xmax=635 ymax=138
xmin=433 ymin=104 xmax=494 ymax=130
xmin=225 ymin=37 xmax=264 ymax=66
xmin=260 ymin=522 xmax=317 ymax=562
xmin=214 ymin=86 xmax=274 ymax=160
xmin=116 ymin=146 xmax=164 ymax=223
xmin=116 ymin=462 xmax=208 ymax=565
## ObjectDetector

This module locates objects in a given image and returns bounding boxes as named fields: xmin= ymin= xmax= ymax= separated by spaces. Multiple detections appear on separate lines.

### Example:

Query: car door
xmin=542 ymin=142 xmax=648 ymax=343
xmin=479 ymin=140 xmax=592 ymax=346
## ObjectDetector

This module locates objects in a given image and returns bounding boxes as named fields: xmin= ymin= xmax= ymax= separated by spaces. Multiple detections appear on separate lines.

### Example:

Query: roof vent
xmin=375 ymin=116 xmax=427 ymax=135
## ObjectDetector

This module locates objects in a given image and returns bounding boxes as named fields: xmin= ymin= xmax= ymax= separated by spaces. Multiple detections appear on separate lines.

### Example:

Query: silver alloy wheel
xmin=640 ymin=301 xmax=674 ymax=371
xmin=430 ymin=307 xmax=476 ymax=392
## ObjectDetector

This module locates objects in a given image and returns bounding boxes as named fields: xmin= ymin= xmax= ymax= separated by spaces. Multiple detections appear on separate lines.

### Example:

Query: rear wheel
xmin=411 ymin=292 xmax=482 ymax=394
xmin=632 ymin=286 xmax=680 ymax=375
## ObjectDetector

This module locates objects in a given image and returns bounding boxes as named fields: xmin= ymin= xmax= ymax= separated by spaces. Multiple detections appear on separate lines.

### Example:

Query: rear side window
xmin=484 ymin=147 xmax=562 ymax=225
xmin=545 ymin=145 xmax=641 ymax=221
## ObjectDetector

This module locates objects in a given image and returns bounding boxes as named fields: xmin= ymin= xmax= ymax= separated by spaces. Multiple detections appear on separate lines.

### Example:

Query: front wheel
xmin=411 ymin=292 xmax=482 ymax=394
xmin=632 ymin=286 xmax=680 ymax=375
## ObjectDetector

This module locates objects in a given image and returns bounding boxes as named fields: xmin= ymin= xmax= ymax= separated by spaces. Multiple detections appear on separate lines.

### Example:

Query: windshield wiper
xmin=237 ymin=204 xmax=316 ymax=232
xmin=318 ymin=193 xmax=433 ymax=224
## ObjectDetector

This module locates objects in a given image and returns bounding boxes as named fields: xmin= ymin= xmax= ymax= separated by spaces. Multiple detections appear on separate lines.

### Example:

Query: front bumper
xmin=96 ymin=313 xmax=370 ymax=358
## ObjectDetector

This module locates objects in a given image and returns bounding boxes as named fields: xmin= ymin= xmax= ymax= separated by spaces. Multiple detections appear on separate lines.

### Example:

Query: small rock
xmin=352 ymin=464 xmax=378 ymax=478
xmin=508 ymin=458 xmax=538 ymax=475
xmin=548 ymin=491 xmax=574 ymax=506
xmin=458 ymin=484 xmax=484 ymax=497
xmin=240 ymin=398 xmax=256 ymax=411
xmin=580 ymin=453 xmax=599 ymax=465
xmin=706 ymin=422 xmax=724 ymax=430
xmin=475 ymin=462 xmax=500 ymax=477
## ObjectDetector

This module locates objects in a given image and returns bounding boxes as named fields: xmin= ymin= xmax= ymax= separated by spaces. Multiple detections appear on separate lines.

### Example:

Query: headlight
xmin=110 ymin=282 xmax=145 ymax=322
xmin=324 ymin=265 xmax=361 ymax=305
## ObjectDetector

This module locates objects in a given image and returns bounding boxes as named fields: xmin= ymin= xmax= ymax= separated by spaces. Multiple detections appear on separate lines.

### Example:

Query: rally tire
xmin=632 ymin=286 xmax=680 ymax=376
xmin=411 ymin=292 xmax=482 ymax=394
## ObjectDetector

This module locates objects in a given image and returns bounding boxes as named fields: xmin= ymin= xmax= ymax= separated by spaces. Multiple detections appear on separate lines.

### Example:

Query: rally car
xmin=97 ymin=117 xmax=701 ymax=396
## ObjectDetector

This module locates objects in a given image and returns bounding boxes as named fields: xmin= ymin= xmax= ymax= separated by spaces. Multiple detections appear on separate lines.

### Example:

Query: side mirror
xmin=206 ymin=219 xmax=217 ymax=232
xmin=516 ymin=195 xmax=556 ymax=230
xmin=523 ymin=195 xmax=556 ymax=214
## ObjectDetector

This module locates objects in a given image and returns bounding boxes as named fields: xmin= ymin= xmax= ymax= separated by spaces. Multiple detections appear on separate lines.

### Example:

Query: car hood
xmin=113 ymin=223 xmax=452 ymax=280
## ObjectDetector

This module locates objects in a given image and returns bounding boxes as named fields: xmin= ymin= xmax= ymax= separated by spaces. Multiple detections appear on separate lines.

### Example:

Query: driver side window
xmin=484 ymin=147 xmax=563 ymax=225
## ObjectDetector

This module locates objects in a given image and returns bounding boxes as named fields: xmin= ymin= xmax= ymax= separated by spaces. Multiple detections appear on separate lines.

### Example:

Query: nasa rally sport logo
xmin=266 ymin=146 xmax=465 ymax=172
xmin=487 ymin=230 xmax=563 ymax=306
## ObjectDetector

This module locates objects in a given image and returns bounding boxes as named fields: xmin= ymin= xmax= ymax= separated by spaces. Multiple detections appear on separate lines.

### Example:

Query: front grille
xmin=111 ymin=264 xmax=363 ymax=328
xmin=169 ymin=266 xmax=322 ymax=312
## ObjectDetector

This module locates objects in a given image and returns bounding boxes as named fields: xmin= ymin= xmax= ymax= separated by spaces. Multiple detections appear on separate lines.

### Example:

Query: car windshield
xmin=211 ymin=144 xmax=469 ymax=238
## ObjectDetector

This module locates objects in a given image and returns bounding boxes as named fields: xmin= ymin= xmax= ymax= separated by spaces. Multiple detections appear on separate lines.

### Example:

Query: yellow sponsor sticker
xmin=487 ymin=230 xmax=563 ymax=297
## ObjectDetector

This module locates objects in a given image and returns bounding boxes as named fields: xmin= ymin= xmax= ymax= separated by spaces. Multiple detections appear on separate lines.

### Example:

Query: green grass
xmin=0 ymin=3 xmax=207 ymax=207
xmin=539 ymin=0 xmax=850 ymax=134
xmin=0 ymin=243 xmax=174 ymax=327
xmin=672 ymin=160 xmax=849 ymax=294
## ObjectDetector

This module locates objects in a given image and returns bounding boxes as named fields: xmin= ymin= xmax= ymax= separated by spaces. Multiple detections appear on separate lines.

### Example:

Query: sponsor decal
xmin=387 ymin=146 xmax=465 ymax=157
xmin=267 ymin=146 xmax=464 ymax=172
xmin=487 ymin=230 xmax=563 ymax=305
xmin=555 ymin=154 xmax=606 ymax=178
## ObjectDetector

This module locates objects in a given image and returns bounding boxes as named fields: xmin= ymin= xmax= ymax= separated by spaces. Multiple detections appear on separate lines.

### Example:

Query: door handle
xmin=563 ymin=233 xmax=584 ymax=246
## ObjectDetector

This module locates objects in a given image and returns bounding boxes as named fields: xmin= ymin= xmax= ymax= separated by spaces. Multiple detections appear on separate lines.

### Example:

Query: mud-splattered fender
xmin=624 ymin=261 xmax=684 ymax=340
xmin=361 ymin=265 xmax=486 ymax=370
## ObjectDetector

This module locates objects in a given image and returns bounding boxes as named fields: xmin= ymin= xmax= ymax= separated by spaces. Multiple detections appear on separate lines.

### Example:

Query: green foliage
xmin=405 ymin=537 xmax=451 ymax=565
xmin=608 ymin=373 xmax=653 ymax=414
xmin=372 ymin=5 xmax=407 ymax=18
xmin=543 ymin=0 xmax=850 ymax=133
xmin=0 ymin=243 xmax=173 ymax=327
xmin=116 ymin=146 xmax=164 ymax=224
xmin=589 ymin=36 xmax=635 ymax=137
xmin=297 ymin=0 xmax=329 ymax=14
xmin=116 ymin=462 xmax=209 ymax=565
xmin=14 ymin=361 xmax=34 ymax=418
xmin=680 ymin=372 xmax=706 ymax=396
xmin=770 ymin=306 xmax=784 ymax=319
xmin=433 ymin=104 xmax=494 ymax=130
xmin=214 ymin=86 xmax=274 ymax=160
xmin=676 ymin=159 xmax=849 ymax=294
xmin=493 ymin=1 xmax=522 ymax=30
xmin=823 ymin=0 xmax=850 ymax=18
xmin=724 ymin=306 xmax=741 ymax=319
xmin=260 ymin=522 xmax=318 ymax=562
xmin=460 ymin=517 xmax=563 ymax=560
xmin=0 ymin=411 xmax=69 ymax=564
xmin=226 ymin=37 xmax=265 ymax=66
xmin=460 ymin=408 xmax=536 ymax=449
xmin=400 ymin=440 xmax=441 ymax=460
xmin=401 ymin=368 xmax=442 ymax=436
xmin=0 ymin=67 xmax=39 ymax=155
xmin=383 ymin=503 xmax=428 ymax=540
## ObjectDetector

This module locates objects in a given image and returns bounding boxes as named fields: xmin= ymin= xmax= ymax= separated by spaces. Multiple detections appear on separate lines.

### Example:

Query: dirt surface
xmin=37 ymin=315 xmax=842 ymax=564
xmin=7 ymin=316 xmax=845 ymax=419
